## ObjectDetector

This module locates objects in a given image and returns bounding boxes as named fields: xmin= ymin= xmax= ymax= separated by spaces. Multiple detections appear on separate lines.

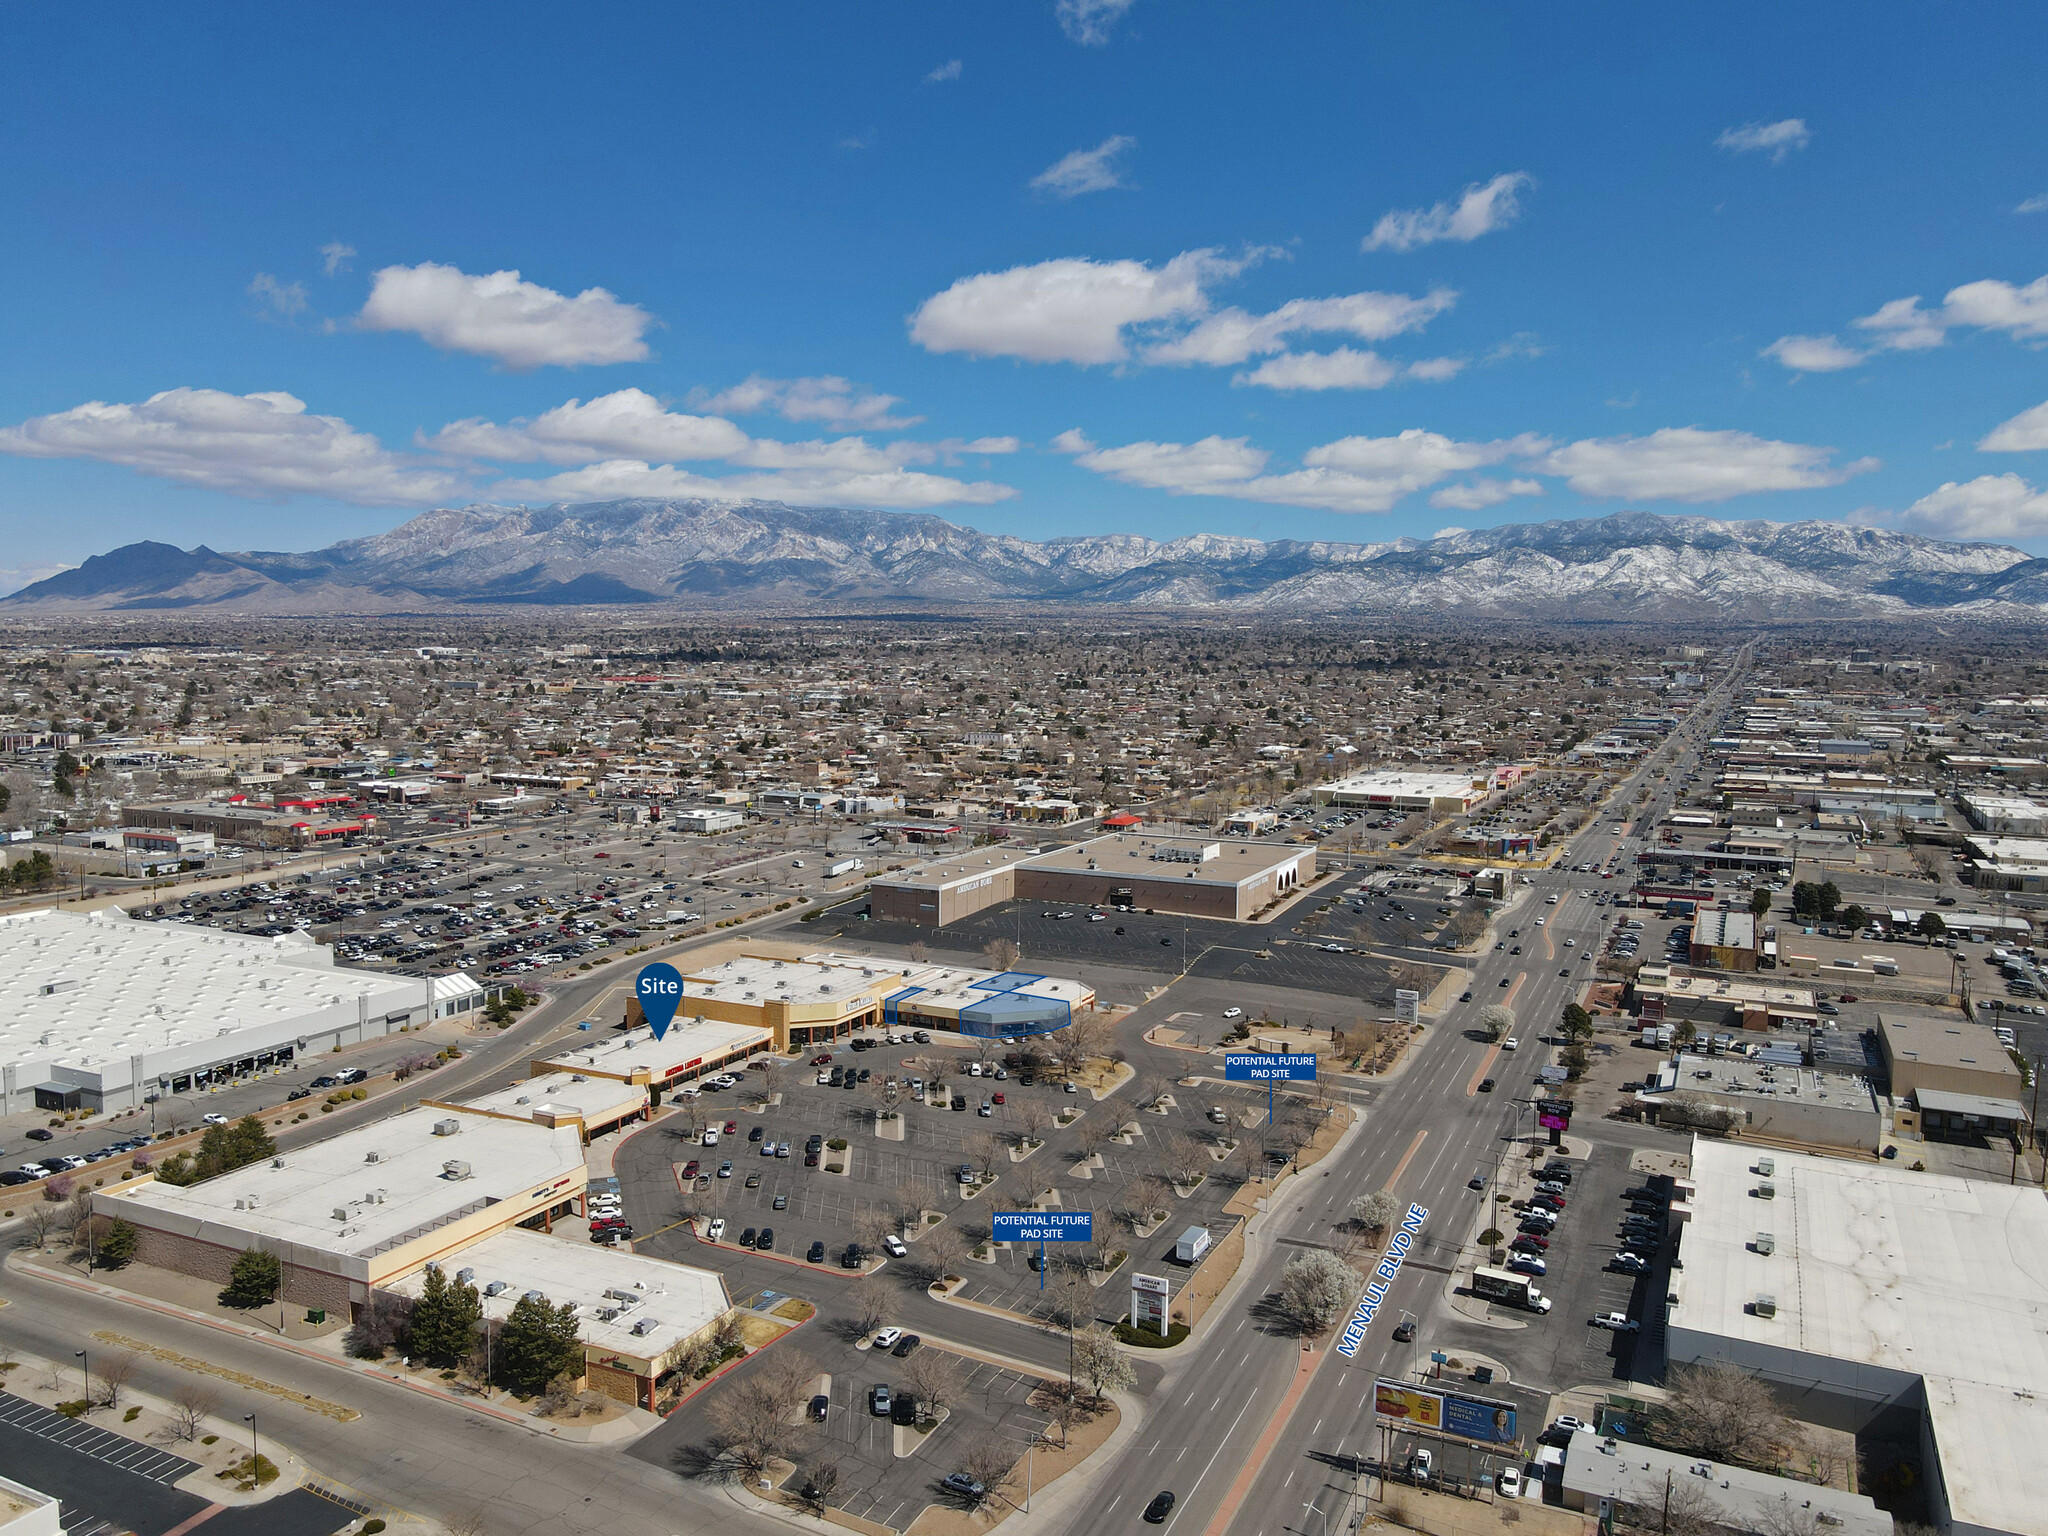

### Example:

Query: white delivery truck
xmin=1174 ymin=1226 xmax=1212 ymax=1264
xmin=827 ymin=857 xmax=866 ymax=879
xmin=1471 ymin=1266 xmax=1551 ymax=1313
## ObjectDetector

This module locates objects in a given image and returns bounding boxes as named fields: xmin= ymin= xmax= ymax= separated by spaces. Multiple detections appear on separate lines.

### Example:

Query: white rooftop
xmin=0 ymin=906 xmax=421 ymax=1078
xmin=536 ymin=1016 xmax=770 ymax=1079
xmin=460 ymin=1071 xmax=646 ymax=1127
xmin=1316 ymin=770 xmax=1484 ymax=799
xmin=1672 ymin=1139 xmax=2048 ymax=1536
xmin=683 ymin=955 xmax=903 ymax=1008
xmin=389 ymin=1226 xmax=727 ymax=1367
xmin=107 ymin=1105 xmax=586 ymax=1263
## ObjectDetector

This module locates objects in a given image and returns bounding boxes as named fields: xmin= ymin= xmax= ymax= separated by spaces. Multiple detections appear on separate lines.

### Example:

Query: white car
xmin=1501 ymin=1036 xmax=1519 ymax=1051
xmin=705 ymin=1217 xmax=726 ymax=1241
xmin=1497 ymin=1467 xmax=1523 ymax=1499
xmin=871 ymin=1327 xmax=904 ymax=1351
xmin=1592 ymin=1312 xmax=1639 ymax=1333
xmin=702 ymin=1129 xmax=719 ymax=1146
xmin=1088 ymin=913 xmax=1105 ymax=922
xmin=883 ymin=1234 xmax=907 ymax=1257
xmin=202 ymin=1112 xmax=230 ymax=1126
xmin=1222 ymin=1007 xmax=1243 ymax=1020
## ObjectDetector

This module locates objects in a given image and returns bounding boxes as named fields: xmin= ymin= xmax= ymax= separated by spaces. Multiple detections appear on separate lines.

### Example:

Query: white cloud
xmin=694 ymin=375 xmax=921 ymax=431
xmin=421 ymin=387 xmax=1016 ymax=509
xmin=1981 ymin=399 xmax=2048 ymax=453
xmin=488 ymin=460 xmax=1014 ymax=511
xmin=423 ymin=389 xmax=751 ymax=464
xmin=357 ymin=261 xmax=653 ymax=368
xmin=1431 ymin=526 xmax=1469 ymax=540
xmin=0 ymin=387 xmax=464 ymax=505
xmin=247 ymin=273 xmax=308 ymax=321
xmin=1146 ymin=288 xmax=1456 ymax=366
xmin=1056 ymin=426 xmax=1545 ymax=514
xmin=1362 ymin=172 xmax=1533 ymax=253
xmin=2019 ymin=193 xmax=2048 ymax=215
xmin=1233 ymin=348 xmax=1400 ymax=391
xmin=1428 ymin=478 xmax=1544 ymax=511
xmin=1056 ymin=0 xmax=1135 ymax=46
xmin=1849 ymin=275 xmax=2048 ymax=356
xmin=1715 ymin=118 xmax=1811 ymax=161
xmin=909 ymin=249 xmax=1243 ymax=365
xmin=1405 ymin=356 xmax=1467 ymax=382
xmin=926 ymin=59 xmax=963 ymax=82
xmin=0 ymin=562 xmax=75 ymax=597
xmin=1536 ymin=427 xmax=1876 ymax=503
xmin=320 ymin=241 xmax=356 ymax=276
xmin=1031 ymin=135 xmax=1136 ymax=198
xmin=1762 ymin=334 xmax=1866 ymax=372
xmin=1897 ymin=473 xmax=2048 ymax=540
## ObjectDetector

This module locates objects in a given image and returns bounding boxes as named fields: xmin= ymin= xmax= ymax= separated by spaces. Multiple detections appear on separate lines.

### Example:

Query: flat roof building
xmin=387 ymin=1227 xmax=729 ymax=1413
xmin=0 ymin=907 xmax=434 ymax=1116
xmin=1876 ymin=1007 xmax=2030 ymax=1142
xmin=1636 ymin=969 xmax=1820 ymax=1032
xmin=1311 ymin=770 xmax=1490 ymax=815
xmin=1559 ymin=1429 xmax=1890 ymax=1536
xmin=1016 ymin=833 xmax=1313 ymax=922
xmin=1960 ymin=793 xmax=2048 ymax=837
xmin=1691 ymin=909 xmax=1759 ymax=972
xmin=869 ymin=846 xmax=1040 ymax=927
xmin=538 ymin=1015 xmax=774 ymax=1090
xmin=94 ymin=1105 xmax=588 ymax=1318
xmin=1668 ymin=1139 xmax=2048 ymax=1536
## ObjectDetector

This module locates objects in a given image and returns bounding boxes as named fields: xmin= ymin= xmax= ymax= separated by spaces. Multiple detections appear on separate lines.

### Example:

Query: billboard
xmin=1443 ymin=1394 xmax=1518 ymax=1444
xmin=1394 ymin=989 xmax=1420 ymax=1026
xmin=1537 ymin=1099 xmax=1573 ymax=1131
xmin=1224 ymin=1052 xmax=1318 ymax=1083
xmin=991 ymin=1211 xmax=1093 ymax=1242
xmin=1373 ymin=1381 xmax=1444 ymax=1429
xmin=1131 ymin=1272 xmax=1170 ymax=1335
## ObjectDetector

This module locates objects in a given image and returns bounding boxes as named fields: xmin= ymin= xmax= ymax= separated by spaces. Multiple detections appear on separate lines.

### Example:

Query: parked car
xmin=883 ymin=1234 xmax=907 ymax=1257
xmin=706 ymin=1217 xmax=726 ymax=1241
xmin=873 ymin=1327 xmax=904 ymax=1351
xmin=1498 ymin=1466 xmax=1523 ymax=1499
xmin=943 ymin=1473 xmax=986 ymax=1501
xmin=1592 ymin=1312 xmax=1639 ymax=1333
xmin=870 ymin=1384 xmax=891 ymax=1416
xmin=808 ymin=1240 xmax=827 ymax=1263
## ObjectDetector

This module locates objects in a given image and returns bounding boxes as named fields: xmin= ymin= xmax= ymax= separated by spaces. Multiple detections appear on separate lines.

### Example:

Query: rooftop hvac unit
xmin=1756 ymin=1156 xmax=1776 ymax=1176
xmin=432 ymin=1118 xmax=461 ymax=1137
xmin=271 ymin=1156 xmax=286 ymax=1169
xmin=1756 ymin=1182 xmax=1776 ymax=1200
xmin=484 ymin=1280 xmax=508 ymax=1297
xmin=1755 ymin=1233 xmax=1775 ymax=1255
xmin=455 ymin=1267 xmax=474 ymax=1284
xmin=630 ymin=1316 xmax=661 ymax=1336
xmin=522 ymin=1290 xmax=545 ymax=1303
xmin=333 ymin=1207 xmax=350 ymax=1222
xmin=234 ymin=1195 xmax=260 ymax=1211
xmin=594 ymin=1307 xmax=621 ymax=1323
xmin=365 ymin=1150 xmax=382 ymax=1163
xmin=443 ymin=1159 xmax=473 ymax=1180
xmin=1755 ymin=1294 xmax=1778 ymax=1318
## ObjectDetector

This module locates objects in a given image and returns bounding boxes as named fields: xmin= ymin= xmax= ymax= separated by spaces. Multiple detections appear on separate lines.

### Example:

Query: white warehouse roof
xmin=1670 ymin=1139 xmax=2048 ymax=1536
xmin=0 ymin=906 xmax=426 ymax=1101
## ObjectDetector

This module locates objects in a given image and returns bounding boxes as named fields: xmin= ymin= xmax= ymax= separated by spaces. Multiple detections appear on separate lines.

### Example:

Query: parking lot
xmin=1434 ymin=1130 xmax=1676 ymax=1393
xmin=612 ymin=1016 xmax=1291 ymax=1330
xmin=631 ymin=1321 xmax=1051 ymax=1532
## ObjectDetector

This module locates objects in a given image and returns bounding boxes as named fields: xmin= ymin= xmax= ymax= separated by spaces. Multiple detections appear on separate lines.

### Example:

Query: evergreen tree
xmin=495 ymin=1293 xmax=582 ymax=1394
xmin=98 ymin=1218 xmax=139 ymax=1269
xmin=219 ymin=1248 xmax=281 ymax=1309
xmin=408 ymin=1266 xmax=484 ymax=1366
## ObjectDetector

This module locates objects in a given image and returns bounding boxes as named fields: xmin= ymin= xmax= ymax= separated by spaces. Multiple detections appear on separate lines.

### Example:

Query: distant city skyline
xmin=3 ymin=3 xmax=2047 ymax=593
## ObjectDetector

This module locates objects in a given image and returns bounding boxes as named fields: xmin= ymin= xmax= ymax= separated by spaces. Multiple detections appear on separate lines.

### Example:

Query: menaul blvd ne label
xmin=1336 ymin=1202 xmax=1428 ymax=1359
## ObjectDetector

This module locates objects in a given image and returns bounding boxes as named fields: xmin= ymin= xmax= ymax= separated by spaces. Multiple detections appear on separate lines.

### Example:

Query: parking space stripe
xmin=0 ymin=1393 xmax=199 ymax=1485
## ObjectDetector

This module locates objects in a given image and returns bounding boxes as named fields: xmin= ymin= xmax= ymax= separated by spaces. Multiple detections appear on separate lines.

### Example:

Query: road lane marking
xmin=1464 ymin=1041 xmax=1504 ymax=1097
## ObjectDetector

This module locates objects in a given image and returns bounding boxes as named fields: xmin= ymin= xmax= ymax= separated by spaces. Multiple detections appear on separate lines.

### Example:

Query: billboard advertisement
xmin=1443 ymin=1394 xmax=1518 ymax=1444
xmin=1394 ymin=989 xmax=1420 ymax=1026
xmin=1373 ymin=1381 xmax=1444 ymax=1429
xmin=1537 ymin=1099 xmax=1573 ymax=1131
xmin=1224 ymin=1052 xmax=1318 ymax=1083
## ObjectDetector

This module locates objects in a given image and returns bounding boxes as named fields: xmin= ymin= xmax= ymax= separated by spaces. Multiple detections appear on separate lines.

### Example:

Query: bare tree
xmin=1076 ymin=1120 xmax=1110 ymax=1163
xmin=902 ymin=1350 xmax=961 ymax=1419
xmin=1619 ymin=1471 xmax=1724 ymax=1536
xmin=1656 ymin=1361 xmax=1791 ymax=1468
xmin=89 ymin=1349 xmax=138 ymax=1411
xmin=1016 ymin=1101 xmax=1051 ymax=1148
xmin=1123 ymin=1174 xmax=1171 ymax=1231
xmin=965 ymin=1132 xmax=1002 ymax=1182
xmin=923 ymin=1225 xmax=967 ymax=1283
xmin=843 ymin=1277 xmax=887 ymax=1339
xmin=854 ymin=1207 xmax=897 ymax=1254
xmin=169 ymin=1383 xmax=219 ymax=1441
xmin=757 ymin=1349 xmax=819 ymax=1420
xmin=705 ymin=1377 xmax=806 ymax=1477
xmin=796 ymin=1461 xmax=842 ymax=1514
xmin=959 ymin=1432 xmax=1017 ymax=1503
xmin=1136 ymin=1074 xmax=1171 ymax=1111
xmin=983 ymin=937 xmax=1021 ymax=972
xmin=1162 ymin=1131 xmax=1208 ymax=1188
xmin=906 ymin=940 xmax=928 ymax=964
xmin=885 ymin=1183 xmax=926 ymax=1235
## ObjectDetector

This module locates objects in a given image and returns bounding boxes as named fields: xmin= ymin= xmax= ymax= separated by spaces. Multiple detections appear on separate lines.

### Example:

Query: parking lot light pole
xmin=244 ymin=1411 xmax=258 ymax=1471
xmin=74 ymin=1348 xmax=88 ymax=1407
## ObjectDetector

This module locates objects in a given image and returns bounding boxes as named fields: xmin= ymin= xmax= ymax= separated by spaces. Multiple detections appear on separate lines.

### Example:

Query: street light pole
xmin=74 ymin=1348 xmax=88 ymax=1409
xmin=244 ymin=1411 xmax=258 ymax=1472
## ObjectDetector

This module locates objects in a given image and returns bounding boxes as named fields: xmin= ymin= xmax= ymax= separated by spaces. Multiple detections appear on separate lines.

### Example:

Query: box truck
xmin=1174 ymin=1227 xmax=1212 ymax=1264
xmin=1471 ymin=1265 xmax=1552 ymax=1313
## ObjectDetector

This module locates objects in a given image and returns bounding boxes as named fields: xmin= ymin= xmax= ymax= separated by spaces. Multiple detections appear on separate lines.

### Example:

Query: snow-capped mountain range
xmin=4 ymin=499 xmax=2041 ymax=619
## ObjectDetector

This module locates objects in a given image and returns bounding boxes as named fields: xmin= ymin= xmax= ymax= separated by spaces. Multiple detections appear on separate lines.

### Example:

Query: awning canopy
xmin=1912 ymin=1087 xmax=2030 ymax=1122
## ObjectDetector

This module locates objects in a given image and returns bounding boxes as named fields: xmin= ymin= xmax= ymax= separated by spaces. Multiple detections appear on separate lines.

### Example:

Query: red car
xmin=593 ymin=851 xmax=609 ymax=858
xmin=724 ymin=1121 xmax=738 ymax=1135
xmin=992 ymin=1092 xmax=1005 ymax=1104
xmin=1510 ymin=1234 xmax=1549 ymax=1252
xmin=812 ymin=1053 xmax=833 ymax=1065
xmin=1837 ymin=994 xmax=1858 ymax=1003
xmin=682 ymin=1160 xmax=700 ymax=1178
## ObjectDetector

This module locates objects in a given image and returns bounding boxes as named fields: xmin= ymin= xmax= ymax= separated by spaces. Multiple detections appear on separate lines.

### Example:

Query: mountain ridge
xmin=3 ymin=499 xmax=2039 ymax=619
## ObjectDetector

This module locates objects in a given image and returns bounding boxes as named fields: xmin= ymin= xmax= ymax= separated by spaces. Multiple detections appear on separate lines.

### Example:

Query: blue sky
xmin=3 ymin=1 xmax=2047 ymax=591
